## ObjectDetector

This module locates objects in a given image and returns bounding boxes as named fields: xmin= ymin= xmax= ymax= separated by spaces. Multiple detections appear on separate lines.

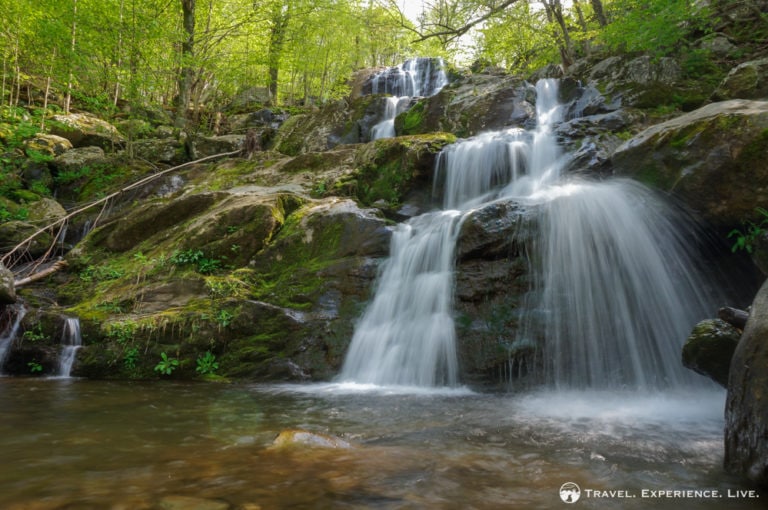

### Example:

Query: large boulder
xmin=682 ymin=318 xmax=741 ymax=387
xmin=611 ymin=99 xmax=768 ymax=230
xmin=195 ymin=135 xmax=245 ymax=157
xmin=49 ymin=113 xmax=125 ymax=149
xmin=394 ymin=73 xmax=535 ymax=137
xmin=130 ymin=137 xmax=184 ymax=164
xmin=713 ymin=58 xmax=768 ymax=101
xmin=271 ymin=95 xmax=380 ymax=155
xmin=51 ymin=146 xmax=106 ymax=173
xmin=453 ymin=199 xmax=537 ymax=383
xmin=23 ymin=134 xmax=72 ymax=157
xmin=726 ymin=280 xmax=768 ymax=485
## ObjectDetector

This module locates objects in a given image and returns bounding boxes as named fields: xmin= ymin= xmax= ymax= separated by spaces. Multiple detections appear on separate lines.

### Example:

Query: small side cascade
xmin=368 ymin=57 xmax=448 ymax=140
xmin=0 ymin=305 xmax=27 ymax=374
xmin=58 ymin=317 xmax=82 ymax=378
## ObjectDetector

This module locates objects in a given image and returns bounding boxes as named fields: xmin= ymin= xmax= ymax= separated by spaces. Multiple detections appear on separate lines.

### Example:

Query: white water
xmin=0 ymin=305 xmax=26 ymax=373
xmin=343 ymin=78 xmax=718 ymax=390
xmin=57 ymin=317 xmax=82 ymax=377
xmin=369 ymin=57 xmax=448 ymax=140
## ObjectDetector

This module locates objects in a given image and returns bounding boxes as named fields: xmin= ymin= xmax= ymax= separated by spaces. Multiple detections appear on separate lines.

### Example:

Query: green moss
xmin=738 ymin=128 xmax=768 ymax=166
xmin=397 ymin=101 xmax=426 ymax=135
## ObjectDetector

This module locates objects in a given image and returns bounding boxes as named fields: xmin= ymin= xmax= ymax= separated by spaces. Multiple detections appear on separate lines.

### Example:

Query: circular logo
xmin=560 ymin=482 xmax=581 ymax=504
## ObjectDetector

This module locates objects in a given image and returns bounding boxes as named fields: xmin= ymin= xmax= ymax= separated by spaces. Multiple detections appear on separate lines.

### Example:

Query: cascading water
xmin=369 ymin=58 xmax=448 ymax=140
xmin=0 ymin=305 xmax=26 ymax=373
xmin=57 ymin=317 xmax=82 ymax=377
xmin=341 ymin=78 xmax=718 ymax=389
xmin=526 ymin=180 xmax=714 ymax=389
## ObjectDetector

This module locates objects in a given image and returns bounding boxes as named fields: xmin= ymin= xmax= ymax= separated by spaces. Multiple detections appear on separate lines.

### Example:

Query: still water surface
xmin=0 ymin=379 xmax=763 ymax=509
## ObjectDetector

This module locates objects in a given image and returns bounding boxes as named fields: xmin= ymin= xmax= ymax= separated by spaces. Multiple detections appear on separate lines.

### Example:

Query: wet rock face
xmin=726 ymin=280 xmax=768 ymax=486
xmin=611 ymin=99 xmax=768 ymax=230
xmin=0 ymin=262 xmax=15 ymax=304
xmin=682 ymin=318 xmax=741 ymax=387
xmin=454 ymin=200 xmax=536 ymax=384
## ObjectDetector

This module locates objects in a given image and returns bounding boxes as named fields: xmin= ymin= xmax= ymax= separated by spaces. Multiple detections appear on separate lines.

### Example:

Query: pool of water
xmin=0 ymin=378 xmax=763 ymax=509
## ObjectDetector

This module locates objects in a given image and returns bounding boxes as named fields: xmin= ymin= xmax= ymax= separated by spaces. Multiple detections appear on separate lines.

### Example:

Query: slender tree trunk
xmin=65 ymin=0 xmax=78 ymax=114
xmin=1 ymin=51 xmax=7 ymax=108
xmin=267 ymin=3 xmax=290 ymax=105
xmin=113 ymin=0 xmax=124 ymax=108
xmin=573 ymin=0 xmax=591 ymax=57
xmin=591 ymin=0 xmax=608 ymax=27
xmin=543 ymin=0 xmax=574 ymax=67
xmin=41 ymin=49 xmax=56 ymax=130
xmin=176 ymin=0 xmax=196 ymax=129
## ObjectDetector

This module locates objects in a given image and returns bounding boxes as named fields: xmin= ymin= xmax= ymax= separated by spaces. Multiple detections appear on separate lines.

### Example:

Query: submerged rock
xmin=682 ymin=318 xmax=741 ymax=387
xmin=726 ymin=280 xmax=768 ymax=485
xmin=158 ymin=495 xmax=230 ymax=510
xmin=272 ymin=429 xmax=351 ymax=449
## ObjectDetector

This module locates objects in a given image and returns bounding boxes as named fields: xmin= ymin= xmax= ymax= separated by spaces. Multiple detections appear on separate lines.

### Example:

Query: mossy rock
xmin=612 ymin=99 xmax=768 ymax=230
xmin=350 ymin=133 xmax=456 ymax=206
xmin=682 ymin=318 xmax=741 ymax=387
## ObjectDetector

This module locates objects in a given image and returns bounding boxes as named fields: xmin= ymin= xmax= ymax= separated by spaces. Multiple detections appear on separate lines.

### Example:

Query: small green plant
xmin=170 ymin=248 xmax=222 ymax=274
xmin=79 ymin=264 xmax=125 ymax=282
xmin=215 ymin=309 xmax=234 ymax=328
xmin=123 ymin=347 xmax=140 ymax=370
xmin=22 ymin=325 xmax=47 ymax=342
xmin=106 ymin=320 xmax=138 ymax=345
xmin=27 ymin=361 xmax=43 ymax=373
xmin=154 ymin=352 xmax=179 ymax=376
xmin=729 ymin=207 xmax=768 ymax=254
xmin=195 ymin=351 xmax=219 ymax=375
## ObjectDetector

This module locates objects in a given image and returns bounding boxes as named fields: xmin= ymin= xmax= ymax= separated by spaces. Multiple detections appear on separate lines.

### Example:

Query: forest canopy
xmin=0 ymin=0 xmax=758 ymax=115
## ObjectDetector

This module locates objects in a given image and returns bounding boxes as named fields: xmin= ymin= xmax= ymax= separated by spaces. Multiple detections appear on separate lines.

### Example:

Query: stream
xmin=0 ymin=378 xmax=762 ymax=509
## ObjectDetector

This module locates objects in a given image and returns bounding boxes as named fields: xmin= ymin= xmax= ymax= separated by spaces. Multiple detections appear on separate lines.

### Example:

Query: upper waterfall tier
xmin=369 ymin=57 xmax=448 ymax=98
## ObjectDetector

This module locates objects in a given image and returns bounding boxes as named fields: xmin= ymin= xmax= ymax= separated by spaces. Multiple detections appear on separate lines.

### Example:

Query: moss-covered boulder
xmin=0 ymin=220 xmax=54 ymax=257
xmin=394 ymin=73 xmax=534 ymax=137
xmin=130 ymin=137 xmax=185 ymax=165
xmin=348 ymin=134 xmax=456 ymax=209
xmin=51 ymin=146 xmax=106 ymax=174
xmin=682 ymin=318 xmax=741 ymax=387
xmin=713 ymin=58 xmax=768 ymax=101
xmin=49 ymin=113 xmax=125 ymax=149
xmin=23 ymin=134 xmax=73 ymax=157
xmin=271 ymin=96 xmax=379 ymax=156
xmin=611 ymin=99 xmax=768 ymax=230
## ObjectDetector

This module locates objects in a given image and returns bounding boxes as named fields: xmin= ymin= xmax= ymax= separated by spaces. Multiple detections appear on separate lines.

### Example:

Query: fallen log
xmin=14 ymin=259 xmax=69 ymax=287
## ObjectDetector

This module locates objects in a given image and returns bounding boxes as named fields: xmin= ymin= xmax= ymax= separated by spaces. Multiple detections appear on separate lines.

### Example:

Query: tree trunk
xmin=65 ymin=0 xmax=78 ymax=114
xmin=591 ymin=0 xmax=608 ymax=27
xmin=267 ymin=3 xmax=290 ymax=105
xmin=543 ymin=0 xmax=574 ymax=67
xmin=176 ymin=0 xmax=196 ymax=129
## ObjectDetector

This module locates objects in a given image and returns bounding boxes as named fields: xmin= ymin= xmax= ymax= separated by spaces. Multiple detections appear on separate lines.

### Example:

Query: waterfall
xmin=369 ymin=58 xmax=448 ymax=140
xmin=342 ymin=78 xmax=718 ymax=389
xmin=0 ymin=305 xmax=26 ymax=373
xmin=526 ymin=181 xmax=714 ymax=388
xmin=57 ymin=317 xmax=82 ymax=377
